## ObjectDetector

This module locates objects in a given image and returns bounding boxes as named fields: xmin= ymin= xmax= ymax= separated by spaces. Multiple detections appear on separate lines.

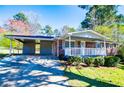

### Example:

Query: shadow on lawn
xmin=64 ymin=66 xmax=120 ymax=87
xmin=0 ymin=56 xmax=119 ymax=87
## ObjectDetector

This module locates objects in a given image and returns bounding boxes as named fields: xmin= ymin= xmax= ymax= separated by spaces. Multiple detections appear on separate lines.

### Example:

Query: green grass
xmin=117 ymin=64 xmax=124 ymax=70
xmin=0 ymin=48 xmax=23 ymax=58
xmin=0 ymin=48 xmax=22 ymax=54
xmin=64 ymin=65 xmax=124 ymax=87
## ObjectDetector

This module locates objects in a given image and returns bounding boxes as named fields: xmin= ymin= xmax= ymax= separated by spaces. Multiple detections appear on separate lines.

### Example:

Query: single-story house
xmin=5 ymin=30 xmax=117 ymax=57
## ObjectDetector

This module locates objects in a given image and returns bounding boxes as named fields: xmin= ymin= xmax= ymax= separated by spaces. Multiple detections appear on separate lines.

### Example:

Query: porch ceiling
xmin=63 ymin=30 xmax=110 ymax=41
xmin=66 ymin=36 xmax=107 ymax=41
xmin=64 ymin=35 xmax=112 ymax=42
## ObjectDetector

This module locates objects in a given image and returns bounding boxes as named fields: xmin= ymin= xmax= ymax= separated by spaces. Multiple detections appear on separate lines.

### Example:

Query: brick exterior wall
xmin=86 ymin=42 xmax=96 ymax=48
xmin=23 ymin=40 xmax=35 ymax=55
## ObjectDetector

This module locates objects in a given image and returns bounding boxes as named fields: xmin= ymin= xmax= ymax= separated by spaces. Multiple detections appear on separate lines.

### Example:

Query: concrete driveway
xmin=0 ymin=55 xmax=69 ymax=87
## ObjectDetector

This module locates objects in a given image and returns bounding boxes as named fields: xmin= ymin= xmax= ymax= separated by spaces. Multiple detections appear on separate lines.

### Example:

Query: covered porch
xmin=60 ymin=30 xmax=115 ymax=57
xmin=64 ymin=47 xmax=106 ymax=57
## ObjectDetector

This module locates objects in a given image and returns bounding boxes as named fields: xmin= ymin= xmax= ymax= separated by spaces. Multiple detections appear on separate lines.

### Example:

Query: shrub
xmin=116 ymin=55 xmax=123 ymax=63
xmin=73 ymin=56 xmax=83 ymax=66
xmin=84 ymin=57 xmax=95 ymax=66
xmin=67 ymin=56 xmax=83 ymax=66
xmin=59 ymin=54 xmax=68 ymax=61
xmin=67 ymin=56 xmax=75 ymax=65
xmin=104 ymin=56 xmax=120 ymax=67
xmin=118 ymin=45 xmax=124 ymax=56
xmin=63 ymin=56 xmax=68 ymax=61
xmin=59 ymin=54 xmax=65 ymax=60
xmin=94 ymin=57 xmax=105 ymax=67
xmin=117 ymin=45 xmax=124 ymax=61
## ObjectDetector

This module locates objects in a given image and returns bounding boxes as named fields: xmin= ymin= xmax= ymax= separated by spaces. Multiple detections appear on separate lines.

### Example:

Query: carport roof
xmin=5 ymin=35 xmax=55 ymax=42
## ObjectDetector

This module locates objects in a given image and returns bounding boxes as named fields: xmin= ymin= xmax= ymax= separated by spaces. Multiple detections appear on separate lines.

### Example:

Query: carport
xmin=5 ymin=35 xmax=54 ymax=55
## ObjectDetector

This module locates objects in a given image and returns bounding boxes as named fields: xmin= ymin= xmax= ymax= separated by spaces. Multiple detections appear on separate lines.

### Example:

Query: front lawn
xmin=0 ymin=48 xmax=22 ymax=54
xmin=64 ymin=65 xmax=124 ymax=87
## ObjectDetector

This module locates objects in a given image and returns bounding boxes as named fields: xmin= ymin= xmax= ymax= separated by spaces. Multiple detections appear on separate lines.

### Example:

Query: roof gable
xmin=72 ymin=31 xmax=101 ymax=38
xmin=67 ymin=30 xmax=109 ymax=40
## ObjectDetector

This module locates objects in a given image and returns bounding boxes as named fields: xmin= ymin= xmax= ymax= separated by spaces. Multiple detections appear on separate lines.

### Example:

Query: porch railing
xmin=64 ymin=47 xmax=106 ymax=56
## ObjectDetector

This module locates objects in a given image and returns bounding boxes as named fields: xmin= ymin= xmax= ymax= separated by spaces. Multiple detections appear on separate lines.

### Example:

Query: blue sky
xmin=0 ymin=5 xmax=124 ymax=30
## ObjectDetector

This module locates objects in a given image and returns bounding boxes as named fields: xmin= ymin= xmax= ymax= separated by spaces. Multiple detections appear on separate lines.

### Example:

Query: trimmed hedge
xmin=94 ymin=57 xmax=105 ymax=67
xmin=118 ymin=45 xmax=124 ymax=61
xmin=116 ymin=55 xmax=124 ymax=62
xmin=67 ymin=56 xmax=83 ymax=66
xmin=104 ymin=56 xmax=120 ymax=67
xmin=65 ymin=55 xmax=120 ymax=67
xmin=73 ymin=56 xmax=83 ymax=66
xmin=67 ymin=56 xmax=75 ymax=65
xmin=84 ymin=57 xmax=95 ymax=66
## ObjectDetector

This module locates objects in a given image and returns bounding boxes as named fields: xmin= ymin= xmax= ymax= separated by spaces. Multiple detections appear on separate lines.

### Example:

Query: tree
xmin=79 ymin=5 xmax=119 ymax=29
xmin=61 ymin=25 xmax=76 ymax=35
xmin=54 ymin=29 xmax=60 ymax=36
xmin=24 ymin=11 xmax=42 ymax=35
xmin=4 ymin=19 xmax=30 ymax=35
xmin=29 ymin=22 xmax=42 ymax=35
xmin=4 ymin=12 xmax=30 ymax=35
xmin=110 ymin=24 xmax=124 ymax=42
xmin=79 ymin=5 xmax=124 ymax=43
xmin=94 ymin=25 xmax=113 ymax=39
xmin=44 ymin=25 xmax=53 ymax=36
xmin=114 ymin=14 xmax=124 ymax=42
xmin=13 ymin=12 xmax=28 ymax=22
xmin=0 ymin=32 xmax=17 ymax=48
xmin=4 ymin=11 xmax=43 ymax=35
xmin=68 ymin=27 xmax=76 ymax=32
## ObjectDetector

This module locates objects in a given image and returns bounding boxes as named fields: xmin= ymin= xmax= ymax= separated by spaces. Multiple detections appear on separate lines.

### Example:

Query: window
xmin=35 ymin=44 xmax=40 ymax=54
xmin=65 ymin=41 xmax=74 ymax=47
xmin=96 ymin=42 xmax=102 ymax=48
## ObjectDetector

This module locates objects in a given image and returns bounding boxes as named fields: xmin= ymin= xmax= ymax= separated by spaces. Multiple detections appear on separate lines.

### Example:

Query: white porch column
xmin=69 ymin=35 xmax=71 ymax=56
xmin=104 ymin=40 xmax=107 ymax=56
xmin=9 ymin=39 xmax=12 ymax=55
xmin=81 ymin=41 xmax=85 ymax=56
xmin=84 ymin=41 xmax=85 ymax=56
